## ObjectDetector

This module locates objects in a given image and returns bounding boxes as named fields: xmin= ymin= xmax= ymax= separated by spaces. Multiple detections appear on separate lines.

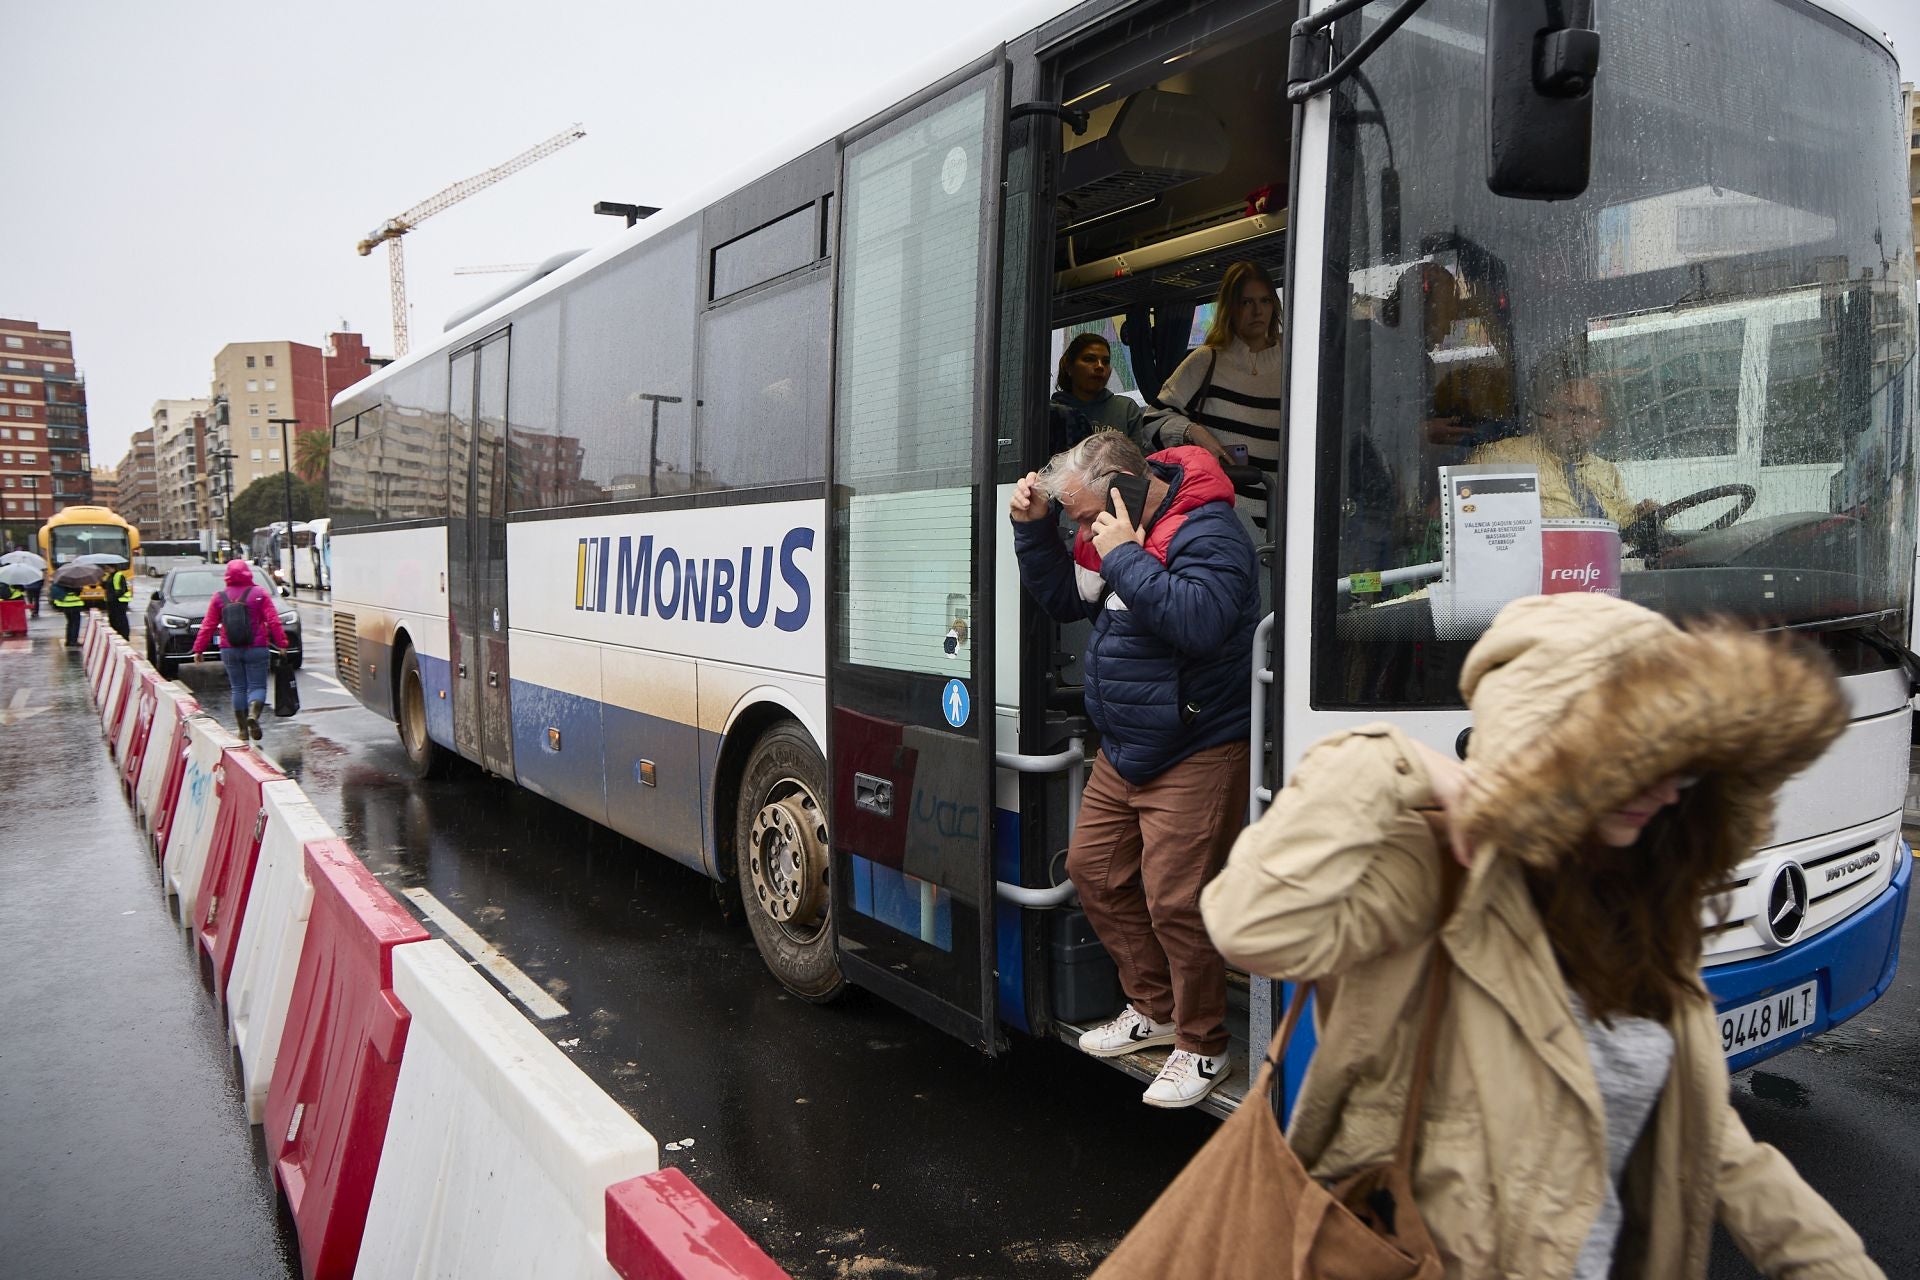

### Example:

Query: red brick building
xmin=0 ymin=318 xmax=92 ymax=547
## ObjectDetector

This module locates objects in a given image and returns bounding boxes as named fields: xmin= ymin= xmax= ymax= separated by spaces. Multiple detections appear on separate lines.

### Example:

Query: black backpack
xmin=221 ymin=587 xmax=255 ymax=647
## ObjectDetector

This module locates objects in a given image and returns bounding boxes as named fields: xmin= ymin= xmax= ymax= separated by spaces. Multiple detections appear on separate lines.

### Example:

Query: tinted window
xmin=697 ymin=272 xmax=829 ymax=490
xmin=506 ymin=302 xmax=569 ymax=510
xmin=711 ymin=205 xmax=817 ymax=300
xmin=326 ymin=362 xmax=446 ymax=529
xmin=558 ymin=224 xmax=699 ymax=502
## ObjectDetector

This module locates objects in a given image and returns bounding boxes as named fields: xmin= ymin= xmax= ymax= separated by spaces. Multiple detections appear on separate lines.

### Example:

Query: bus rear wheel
xmin=735 ymin=722 xmax=843 ymax=1002
xmin=397 ymin=646 xmax=446 ymax=780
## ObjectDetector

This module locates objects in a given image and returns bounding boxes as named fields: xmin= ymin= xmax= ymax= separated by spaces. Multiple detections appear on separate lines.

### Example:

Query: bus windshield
xmin=50 ymin=525 xmax=133 ymax=565
xmin=1315 ymin=0 xmax=1917 ymax=707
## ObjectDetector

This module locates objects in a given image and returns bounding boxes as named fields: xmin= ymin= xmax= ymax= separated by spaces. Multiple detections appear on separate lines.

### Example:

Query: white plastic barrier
xmin=162 ymin=713 xmax=243 ymax=918
xmin=113 ymin=657 xmax=157 ymax=767
xmin=225 ymin=784 xmax=331 ymax=1124
xmin=98 ymin=642 xmax=131 ymax=732
xmin=135 ymin=685 xmax=198 ymax=835
xmin=353 ymin=940 xmax=660 ymax=1279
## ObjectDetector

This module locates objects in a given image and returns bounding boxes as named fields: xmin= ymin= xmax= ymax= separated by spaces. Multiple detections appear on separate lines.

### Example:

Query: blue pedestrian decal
xmin=941 ymin=678 xmax=970 ymax=729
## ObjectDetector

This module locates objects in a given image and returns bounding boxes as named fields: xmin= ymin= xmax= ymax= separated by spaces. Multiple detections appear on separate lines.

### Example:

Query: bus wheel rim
xmin=403 ymin=670 xmax=426 ymax=754
xmin=748 ymin=780 xmax=827 ymax=937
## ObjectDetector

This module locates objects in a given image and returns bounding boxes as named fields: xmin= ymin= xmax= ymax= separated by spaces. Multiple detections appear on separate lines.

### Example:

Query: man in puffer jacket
xmin=1011 ymin=430 xmax=1259 ymax=1107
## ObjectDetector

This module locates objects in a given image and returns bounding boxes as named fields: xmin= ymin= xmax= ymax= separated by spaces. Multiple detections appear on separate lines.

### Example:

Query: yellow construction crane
xmin=357 ymin=123 xmax=586 ymax=356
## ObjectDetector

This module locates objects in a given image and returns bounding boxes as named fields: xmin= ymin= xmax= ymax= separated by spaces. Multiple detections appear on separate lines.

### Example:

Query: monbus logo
xmin=573 ymin=528 xmax=815 ymax=633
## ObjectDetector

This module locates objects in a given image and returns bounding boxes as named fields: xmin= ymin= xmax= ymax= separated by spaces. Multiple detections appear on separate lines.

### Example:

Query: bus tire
xmin=397 ymin=646 xmax=446 ymax=780
xmin=735 ymin=721 xmax=843 ymax=1003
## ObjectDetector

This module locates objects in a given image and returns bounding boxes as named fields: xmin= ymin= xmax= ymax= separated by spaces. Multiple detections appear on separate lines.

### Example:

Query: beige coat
xmin=1201 ymin=594 xmax=1881 ymax=1279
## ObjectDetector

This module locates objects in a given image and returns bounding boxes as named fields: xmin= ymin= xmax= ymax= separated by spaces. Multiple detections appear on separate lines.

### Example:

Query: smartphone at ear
xmin=1107 ymin=472 xmax=1152 ymax=523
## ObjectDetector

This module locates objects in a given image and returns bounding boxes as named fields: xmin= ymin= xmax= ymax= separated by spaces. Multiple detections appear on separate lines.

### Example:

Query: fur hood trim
xmin=1456 ymin=594 xmax=1847 ymax=869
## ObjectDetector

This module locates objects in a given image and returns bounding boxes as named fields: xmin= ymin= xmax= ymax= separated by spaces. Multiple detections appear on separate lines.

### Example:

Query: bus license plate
xmin=1719 ymin=981 xmax=1818 ymax=1058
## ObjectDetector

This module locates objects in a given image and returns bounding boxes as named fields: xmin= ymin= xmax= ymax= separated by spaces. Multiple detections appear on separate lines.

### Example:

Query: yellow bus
xmin=39 ymin=505 xmax=141 ymax=604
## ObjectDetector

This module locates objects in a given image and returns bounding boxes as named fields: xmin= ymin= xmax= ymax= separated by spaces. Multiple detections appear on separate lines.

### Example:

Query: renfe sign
xmin=1541 ymin=519 xmax=1622 ymax=597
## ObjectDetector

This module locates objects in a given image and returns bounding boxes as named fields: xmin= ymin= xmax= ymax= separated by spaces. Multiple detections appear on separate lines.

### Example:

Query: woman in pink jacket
xmin=190 ymin=558 xmax=289 ymax=741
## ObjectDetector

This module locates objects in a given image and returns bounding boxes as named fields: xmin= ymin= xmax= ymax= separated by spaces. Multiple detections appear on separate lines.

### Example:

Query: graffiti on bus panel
xmin=574 ymin=527 xmax=814 ymax=633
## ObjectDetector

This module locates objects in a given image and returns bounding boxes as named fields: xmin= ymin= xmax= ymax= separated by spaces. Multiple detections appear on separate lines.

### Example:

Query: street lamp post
xmin=210 ymin=447 xmax=238 ymax=562
xmin=269 ymin=417 xmax=300 ymax=596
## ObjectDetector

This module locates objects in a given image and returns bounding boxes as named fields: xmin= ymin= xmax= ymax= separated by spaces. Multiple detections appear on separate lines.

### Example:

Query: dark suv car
xmin=145 ymin=563 xmax=301 ymax=679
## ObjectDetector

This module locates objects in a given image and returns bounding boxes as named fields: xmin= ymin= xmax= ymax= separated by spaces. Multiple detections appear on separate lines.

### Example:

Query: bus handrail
xmin=993 ymin=738 xmax=1085 ymax=908
xmin=1249 ymin=612 xmax=1275 ymax=822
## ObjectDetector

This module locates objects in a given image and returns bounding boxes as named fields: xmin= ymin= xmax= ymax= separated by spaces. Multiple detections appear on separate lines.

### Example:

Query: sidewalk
xmin=0 ymin=611 xmax=299 ymax=1278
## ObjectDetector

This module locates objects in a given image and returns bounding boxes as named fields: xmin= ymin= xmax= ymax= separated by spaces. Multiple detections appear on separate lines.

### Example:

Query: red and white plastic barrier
xmin=135 ymin=685 xmax=199 ymax=842
xmin=607 ymin=1169 xmax=792 ymax=1280
xmin=227 ymin=789 xmax=336 ymax=1124
xmin=108 ymin=652 xmax=145 ymax=759
xmin=113 ymin=657 xmax=158 ymax=774
xmin=78 ymin=624 xmax=794 ymax=1280
xmin=195 ymin=750 xmax=294 ymax=996
xmin=162 ymin=713 xmax=243 ymax=918
xmin=98 ymin=642 xmax=131 ymax=733
xmin=354 ymin=940 xmax=662 ymax=1279
xmin=266 ymin=841 xmax=428 ymax=1280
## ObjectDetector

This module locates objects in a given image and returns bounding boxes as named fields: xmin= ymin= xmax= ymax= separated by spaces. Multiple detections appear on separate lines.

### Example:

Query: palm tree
xmin=293 ymin=427 xmax=331 ymax=484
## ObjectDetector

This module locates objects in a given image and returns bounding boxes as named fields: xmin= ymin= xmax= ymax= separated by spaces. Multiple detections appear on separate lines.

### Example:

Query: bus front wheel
xmin=397 ymin=647 xmax=446 ymax=780
xmin=735 ymin=722 xmax=844 ymax=1003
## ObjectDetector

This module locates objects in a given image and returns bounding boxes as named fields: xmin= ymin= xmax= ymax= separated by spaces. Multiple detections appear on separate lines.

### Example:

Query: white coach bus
xmin=331 ymin=0 xmax=1915 ymax=1113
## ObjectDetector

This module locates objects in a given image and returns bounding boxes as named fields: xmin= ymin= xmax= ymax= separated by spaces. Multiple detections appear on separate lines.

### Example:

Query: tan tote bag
xmin=1090 ymin=948 xmax=1453 ymax=1280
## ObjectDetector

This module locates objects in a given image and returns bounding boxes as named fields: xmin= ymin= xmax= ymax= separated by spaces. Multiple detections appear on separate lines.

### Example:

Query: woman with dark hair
xmin=1051 ymin=332 xmax=1146 ymax=453
xmin=1150 ymin=260 xmax=1282 ymax=474
xmin=1200 ymin=594 xmax=1881 ymax=1278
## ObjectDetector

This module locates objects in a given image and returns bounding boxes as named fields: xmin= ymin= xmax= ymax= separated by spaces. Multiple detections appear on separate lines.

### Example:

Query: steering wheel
xmin=1624 ymin=483 xmax=1757 ymax=556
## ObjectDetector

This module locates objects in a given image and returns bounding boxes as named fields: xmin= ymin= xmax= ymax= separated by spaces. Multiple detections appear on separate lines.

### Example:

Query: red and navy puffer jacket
xmin=1012 ymin=446 xmax=1260 ymax=783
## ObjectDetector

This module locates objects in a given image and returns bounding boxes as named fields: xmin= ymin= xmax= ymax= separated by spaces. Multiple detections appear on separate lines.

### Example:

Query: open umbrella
xmin=0 ymin=564 xmax=41 ymax=587
xmin=0 ymin=550 xmax=46 ymax=569
xmin=52 ymin=562 xmax=104 ymax=588
xmin=76 ymin=553 xmax=129 ymax=567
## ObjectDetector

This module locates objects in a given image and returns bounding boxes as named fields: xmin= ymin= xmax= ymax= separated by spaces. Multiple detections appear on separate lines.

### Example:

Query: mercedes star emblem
xmin=1765 ymin=862 xmax=1810 ymax=945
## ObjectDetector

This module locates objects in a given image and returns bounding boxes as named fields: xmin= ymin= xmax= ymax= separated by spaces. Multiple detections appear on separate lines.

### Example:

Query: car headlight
xmin=160 ymin=614 xmax=190 ymax=627
xmin=279 ymin=611 xmax=297 ymax=624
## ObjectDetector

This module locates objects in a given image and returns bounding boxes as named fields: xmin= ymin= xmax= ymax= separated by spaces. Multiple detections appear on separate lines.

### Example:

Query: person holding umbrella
xmin=190 ymin=558 xmax=288 ymax=740
xmin=0 ymin=549 xmax=46 ymax=616
xmin=78 ymin=553 xmax=134 ymax=638
xmin=48 ymin=560 xmax=99 ymax=647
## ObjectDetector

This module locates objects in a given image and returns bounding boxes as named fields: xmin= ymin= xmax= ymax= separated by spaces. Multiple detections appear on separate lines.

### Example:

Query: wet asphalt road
xmin=5 ymin=578 xmax=1918 ymax=1278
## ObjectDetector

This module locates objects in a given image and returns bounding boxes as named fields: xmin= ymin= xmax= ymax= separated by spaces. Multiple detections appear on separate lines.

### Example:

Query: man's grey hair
xmin=1036 ymin=430 xmax=1148 ymax=503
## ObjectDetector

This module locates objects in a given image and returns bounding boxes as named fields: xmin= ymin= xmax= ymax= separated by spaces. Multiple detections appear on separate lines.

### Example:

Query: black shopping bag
xmin=273 ymin=662 xmax=300 ymax=717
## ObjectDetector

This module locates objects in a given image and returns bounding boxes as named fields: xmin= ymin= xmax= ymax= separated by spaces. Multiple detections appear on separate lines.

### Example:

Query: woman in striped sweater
xmin=1150 ymin=261 xmax=1284 ymax=481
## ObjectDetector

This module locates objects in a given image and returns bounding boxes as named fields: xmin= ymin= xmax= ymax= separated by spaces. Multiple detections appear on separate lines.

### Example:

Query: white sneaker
xmin=1142 ymin=1048 xmax=1229 ymax=1108
xmin=1077 ymin=1006 xmax=1178 ymax=1057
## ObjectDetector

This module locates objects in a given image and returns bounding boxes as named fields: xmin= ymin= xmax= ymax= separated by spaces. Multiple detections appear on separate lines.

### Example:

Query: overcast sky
xmin=6 ymin=0 xmax=1918 ymax=469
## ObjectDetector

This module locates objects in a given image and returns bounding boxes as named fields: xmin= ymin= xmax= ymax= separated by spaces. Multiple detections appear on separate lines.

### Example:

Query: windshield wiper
xmin=1287 ymin=0 xmax=1434 ymax=103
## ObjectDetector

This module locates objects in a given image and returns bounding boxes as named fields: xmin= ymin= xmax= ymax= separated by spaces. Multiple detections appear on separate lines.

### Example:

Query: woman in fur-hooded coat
xmin=1201 ymin=593 xmax=1883 ymax=1278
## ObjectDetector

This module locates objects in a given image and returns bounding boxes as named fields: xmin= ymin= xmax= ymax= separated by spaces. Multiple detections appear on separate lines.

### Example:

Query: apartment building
xmin=0 ymin=318 xmax=93 ymax=544
xmin=151 ymin=398 xmax=212 ymax=538
xmin=91 ymin=465 xmax=120 ymax=511
xmin=206 ymin=332 xmax=373 ymax=500
xmin=116 ymin=429 xmax=160 ymax=532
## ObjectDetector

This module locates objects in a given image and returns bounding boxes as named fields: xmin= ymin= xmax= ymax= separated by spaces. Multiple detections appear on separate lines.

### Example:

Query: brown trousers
xmin=1066 ymin=741 xmax=1248 ymax=1055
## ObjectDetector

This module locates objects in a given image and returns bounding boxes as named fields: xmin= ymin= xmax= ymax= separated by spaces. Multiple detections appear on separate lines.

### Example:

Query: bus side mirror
xmin=1485 ymin=0 xmax=1599 ymax=201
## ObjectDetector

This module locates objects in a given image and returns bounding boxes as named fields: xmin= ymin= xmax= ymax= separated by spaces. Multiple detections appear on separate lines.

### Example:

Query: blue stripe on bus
xmin=603 ymin=699 xmax=707 ymax=875
xmin=509 ymin=678 xmax=609 ymax=828
xmin=417 ymin=651 xmax=455 ymax=751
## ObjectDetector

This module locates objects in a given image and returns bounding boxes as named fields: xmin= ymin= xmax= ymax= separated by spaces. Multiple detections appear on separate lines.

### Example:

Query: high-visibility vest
xmin=0 ymin=583 xmax=22 ymax=601
xmin=51 ymin=584 xmax=82 ymax=608
xmin=109 ymin=569 xmax=132 ymax=604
